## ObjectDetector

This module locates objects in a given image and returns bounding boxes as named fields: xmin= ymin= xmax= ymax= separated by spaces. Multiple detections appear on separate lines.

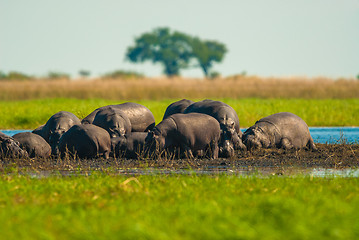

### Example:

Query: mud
xmin=1 ymin=143 xmax=358 ymax=174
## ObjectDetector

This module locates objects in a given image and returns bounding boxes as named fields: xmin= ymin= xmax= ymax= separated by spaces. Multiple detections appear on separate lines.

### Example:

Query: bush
xmin=46 ymin=71 xmax=70 ymax=80
xmin=102 ymin=70 xmax=144 ymax=79
xmin=208 ymin=71 xmax=221 ymax=79
xmin=0 ymin=71 xmax=33 ymax=81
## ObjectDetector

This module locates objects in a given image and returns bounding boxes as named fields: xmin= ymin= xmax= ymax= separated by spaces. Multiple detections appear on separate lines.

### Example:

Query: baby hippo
xmin=0 ymin=131 xmax=28 ymax=158
xmin=13 ymin=132 xmax=51 ymax=158
xmin=58 ymin=124 xmax=111 ymax=159
xmin=146 ymin=113 xmax=221 ymax=159
xmin=111 ymin=132 xmax=149 ymax=159
xmin=242 ymin=112 xmax=317 ymax=150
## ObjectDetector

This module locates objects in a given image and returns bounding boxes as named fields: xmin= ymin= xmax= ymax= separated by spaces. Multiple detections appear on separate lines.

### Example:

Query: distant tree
xmin=0 ymin=71 xmax=7 ymax=79
xmin=79 ymin=70 xmax=91 ymax=78
xmin=47 ymin=71 xmax=70 ymax=80
xmin=4 ymin=71 xmax=32 ymax=81
xmin=126 ymin=27 xmax=227 ymax=78
xmin=102 ymin=70 xmax=144 ymax=79
xmin=126 ymin=28 xmax=193 ymax=77
xmin=189 ymin=38 xmax=227 ymax=78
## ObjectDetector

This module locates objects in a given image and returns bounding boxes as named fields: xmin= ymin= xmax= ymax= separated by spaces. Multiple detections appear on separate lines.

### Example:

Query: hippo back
xmin=0 ymin=131 xmax=28 ymax=158
xmin=183 ymin=99 xmax=240 ymax=133
xmin=82 ymin=102 xmax=155 ymax=132
xmin=41 ymin=111 xmax=81 ymax=142
xmin=13 ymin=132 xmax=51 ymax=158
xmin=59 ymin=124 xmax=111 ymax=159
xmin=93 ymin=107 xmax=132 ymax=138
xmin=162 ymin=99 xmax=194 ymax=120
xmin=257 ymin=112 xmax=312 ymax=147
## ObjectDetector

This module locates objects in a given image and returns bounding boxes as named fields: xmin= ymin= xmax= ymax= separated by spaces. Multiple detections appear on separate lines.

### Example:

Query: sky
xmin=1 ymin=0 xmax=359 ymax=78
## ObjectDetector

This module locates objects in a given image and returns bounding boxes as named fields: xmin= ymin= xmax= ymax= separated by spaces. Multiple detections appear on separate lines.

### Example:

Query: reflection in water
xmin=18 ymin=167 xmax=359 ymax=178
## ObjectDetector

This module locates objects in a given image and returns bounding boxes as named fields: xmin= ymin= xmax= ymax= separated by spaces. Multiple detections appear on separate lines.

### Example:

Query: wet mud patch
xmin=0 ymin=144 xmax=358 ymax=174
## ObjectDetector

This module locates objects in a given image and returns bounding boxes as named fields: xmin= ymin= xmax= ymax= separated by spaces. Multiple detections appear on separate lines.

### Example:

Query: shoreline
xmin=1 ymin=143 xmax=358 ymax=173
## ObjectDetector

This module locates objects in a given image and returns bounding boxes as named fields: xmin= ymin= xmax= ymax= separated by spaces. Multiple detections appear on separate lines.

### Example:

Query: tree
xmin=79 ymin=70 xmax=91 ymax=78
xmin=190 ymin=38 xmax=227 ymax=77
xmin=126 ymin=28 xmax=192 ymax=77
xmin=126 ymin=27 xmax=227 ymax=78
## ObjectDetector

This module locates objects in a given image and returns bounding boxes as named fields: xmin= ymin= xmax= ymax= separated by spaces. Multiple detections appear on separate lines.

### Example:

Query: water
xmin=1 ymin=127 xmax=359 ymax=144
xmin=16 ymin=167 xmax=359 ymax=178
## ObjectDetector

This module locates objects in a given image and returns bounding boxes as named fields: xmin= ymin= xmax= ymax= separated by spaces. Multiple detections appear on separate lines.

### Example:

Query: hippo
xmin=13 ymin=132 xmax=51 ymax=158
xmin=162 ymin=99 xmax=195 ymax=120
xmin=92 ymin=107 xmax=132 ymax=138
xmin=242 ymin=112 xmax=317 ymax=150
xmin=34 ymin=111 xmax=81 ymax=155
xmin=111 ymin=132 xmax=149 ymax=159
xmin=0 ymin=131 xmax=28 ymax=158
xmin=58 ymin=124 xmax=111 ymax=159
xmin=145 ymin=113 xmax=220 ymax=159
xmin=32 ymin=124 xmax=44 ymax=136
xmin=82 ymin=102 xmax=155 ymax=132
xmin=183 ymin=99 xmax=246 ymax=156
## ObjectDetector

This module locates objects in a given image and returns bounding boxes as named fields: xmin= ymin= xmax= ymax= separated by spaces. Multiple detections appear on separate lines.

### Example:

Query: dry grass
xmin=0 ymin=76 xmax=358 ymax=100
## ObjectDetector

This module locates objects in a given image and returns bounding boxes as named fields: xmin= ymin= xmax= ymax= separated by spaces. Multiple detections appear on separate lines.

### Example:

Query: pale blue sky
xmin=1 ymin=0 xmax=358 ymax=78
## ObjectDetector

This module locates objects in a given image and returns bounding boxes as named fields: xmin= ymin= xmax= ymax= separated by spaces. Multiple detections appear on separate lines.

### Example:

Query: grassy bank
xmin=0 ymin=174 xmax=358 ymax=239
xmin=0 ymin=98 xmax=358 ymax=129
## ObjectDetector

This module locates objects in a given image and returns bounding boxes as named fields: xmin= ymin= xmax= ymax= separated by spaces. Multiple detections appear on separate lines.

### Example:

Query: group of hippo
xmin=0 ymin=99 xmax=317 ymax=160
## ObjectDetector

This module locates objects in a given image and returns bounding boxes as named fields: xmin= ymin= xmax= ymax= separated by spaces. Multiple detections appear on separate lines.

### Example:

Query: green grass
xmin=0 ymin=173 xmax=358 ymax=239
xmin=0 ymin=98 xmax=358 ymax=129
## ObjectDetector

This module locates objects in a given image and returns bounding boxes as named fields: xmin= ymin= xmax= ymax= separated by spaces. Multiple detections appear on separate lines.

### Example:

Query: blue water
xmin=1 ymin=127 xmax=358 ymax=144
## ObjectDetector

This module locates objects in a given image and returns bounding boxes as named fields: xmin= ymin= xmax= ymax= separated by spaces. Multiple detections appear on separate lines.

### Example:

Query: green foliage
xmin=78 ymin=70 xmax=91 ymax=77
xmin=46 ymin=71 xmax=70 ymax=80
xmin=190 ymin=37 xmax=227 ymax=77
xmin=208 ymin=71 xmax=221 ymax=79
xmin=0 ymin=98 xmax=358 ymax=129
xmin=102 ymin=70 xmax=144 ymax=79
xmin=0 ymin=174 xmax=358 ymax=239
xmin=126 ymin=27 xmax=192 ymax=76
xmin=126 ymin=27 xmax=227 ymax=77
xmin=0 ymin=71 xmax=7 ymax=79
xmin=0 ymin=71 xmax=32 ymax=81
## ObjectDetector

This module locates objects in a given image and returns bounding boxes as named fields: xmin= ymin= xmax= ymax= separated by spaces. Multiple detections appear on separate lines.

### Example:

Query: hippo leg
xmin=183 ymin=146 xmax=194 ymax=159
xmin=211 ymin=143 xmax=219 ymax=159
xmin=237 ymin=139 xmax=247 ymax=151
xmin=280 ymin=138 xmax=293 ymax=150
xmin=102 ymin=150 xmax=110 ymax=159
xmin=307 ymin=138 xmax=318 ymax=151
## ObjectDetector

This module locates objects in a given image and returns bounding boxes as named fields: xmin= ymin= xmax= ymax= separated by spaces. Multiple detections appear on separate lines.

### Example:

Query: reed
xmin=0 ymin=76 xmax=358 ymax=100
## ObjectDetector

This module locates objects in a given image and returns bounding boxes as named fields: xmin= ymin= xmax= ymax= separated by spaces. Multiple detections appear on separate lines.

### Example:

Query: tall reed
xmin=0 ymin=76 xmax=358 ymax=100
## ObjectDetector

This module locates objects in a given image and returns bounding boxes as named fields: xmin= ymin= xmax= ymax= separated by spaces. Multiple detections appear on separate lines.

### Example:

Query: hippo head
xmin=219 ymin=117 xmax=235 ymax=132
xmin=218 ymin=123 xmax=245 ymax=157
xmin=0 ymin=137 xmax=28 ymax=158
xmin=145 ymin=129 xmax=165 ymax=155
xmin=242 ymin=126 xmax=270 ymax=150
xmin=219 ymin=139 xmax=235 ymax=158
xmin=100 ymin=113 xmax=125 ymax=138
xmin=49 ymin=129 xmax=66 ymax=155
xmin=111 ymin=136 xmax=128 ymax=157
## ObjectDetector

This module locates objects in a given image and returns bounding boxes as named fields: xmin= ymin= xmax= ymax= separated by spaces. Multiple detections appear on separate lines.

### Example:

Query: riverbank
xmin=0 ymin=98 xmax=358 ymax=129
xmin=1 ymin=143 xmax=358 ymax=174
